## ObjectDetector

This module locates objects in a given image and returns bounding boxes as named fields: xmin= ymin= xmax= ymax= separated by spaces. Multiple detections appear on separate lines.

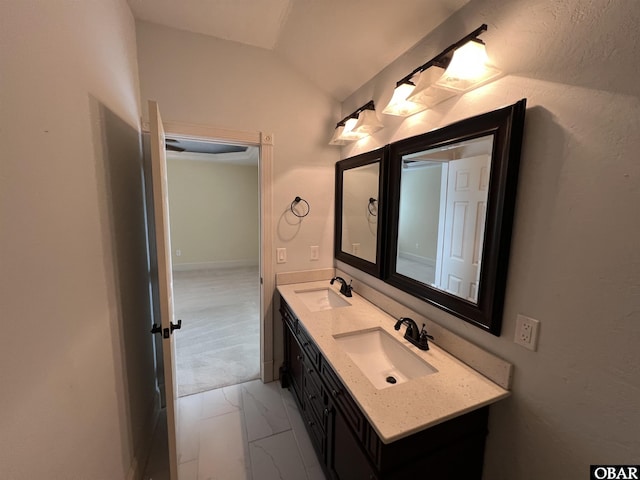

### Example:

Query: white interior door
xmin=439 ymin=154 xmax=490 ymax=302
xmin=149 ymin=100 xmax=180 ymax=480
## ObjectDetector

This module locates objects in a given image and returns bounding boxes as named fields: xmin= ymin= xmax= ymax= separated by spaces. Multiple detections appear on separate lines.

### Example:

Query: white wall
xmin=398 ymin=165 xmax=442 ymax=261
xmin=0 ymin=1 xmax=155 ymax=479
xmin=135 ymin=22 xmax=341 ymax=273
xmin=339 ymin=0 xmax=640 ymax=478
xmin=341 ymin=163 xmax=379 ymax=262
xmin=167 ymin=158 xmax=259 ymax=267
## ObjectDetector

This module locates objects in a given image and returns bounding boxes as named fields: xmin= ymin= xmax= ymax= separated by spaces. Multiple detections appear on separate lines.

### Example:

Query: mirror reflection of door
xmin=396 ymin=134 xmax=493 ymax=304
xmin=341 ymin=162 xmax=379 ymax=263
xmin=439 ymin=154 xmax=490 ymax=302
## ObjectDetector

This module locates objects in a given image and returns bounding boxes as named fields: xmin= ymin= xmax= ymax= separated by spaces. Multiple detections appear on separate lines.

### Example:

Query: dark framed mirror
xmin=385 ymin=99 xmax=526 ymax=335
xmin=335 ymin=147 xmax=387 ymax=277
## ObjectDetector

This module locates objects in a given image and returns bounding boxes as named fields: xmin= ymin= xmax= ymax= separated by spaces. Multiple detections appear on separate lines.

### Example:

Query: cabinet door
xmin=327 ymin=403 xmax=378 ymax=480
xmin=284 ymin=324 xmax=304 ymax=407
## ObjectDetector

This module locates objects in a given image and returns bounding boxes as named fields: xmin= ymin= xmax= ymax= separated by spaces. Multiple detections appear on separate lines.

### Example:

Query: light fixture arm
xmin=395 ymin=24 xmax=488 ymax=87
xmin=335 ymin=100 xmax=376 ymax=129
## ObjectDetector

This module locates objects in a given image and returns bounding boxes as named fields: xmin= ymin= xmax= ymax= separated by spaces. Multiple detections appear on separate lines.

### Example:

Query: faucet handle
xmin=418 ymin=324 xmax=434 ymax=349
xmin=344 ymin=280 xmax=353 ymax=296
xmin=419 ymin=323 xmax=434 ymax=338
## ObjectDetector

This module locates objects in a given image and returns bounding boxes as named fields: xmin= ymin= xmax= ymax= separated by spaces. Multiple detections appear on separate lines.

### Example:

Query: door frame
xmin=147 ymin=120 xmax=275 ymax=383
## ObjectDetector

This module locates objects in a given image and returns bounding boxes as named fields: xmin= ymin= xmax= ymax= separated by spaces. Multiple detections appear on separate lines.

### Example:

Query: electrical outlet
xmin=514 ymin=314 xmax=540 ymax=351
xmin=176 ymin=249 xmax=182 ymax=257
xmin=310 ymin=246 xmax=319 ymax=261
xmin=276 ymin=248 xmax=287 ymax=264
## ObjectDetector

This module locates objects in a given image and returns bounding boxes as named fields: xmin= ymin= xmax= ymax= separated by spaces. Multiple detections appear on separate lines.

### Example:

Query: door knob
xmin=162 ymin=320 xmax=183 ymax=338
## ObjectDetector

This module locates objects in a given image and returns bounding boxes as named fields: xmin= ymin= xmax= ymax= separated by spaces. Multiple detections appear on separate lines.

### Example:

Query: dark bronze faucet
xmin=394 ymin=317 xmax=434 ymax=351
xmin=330 ymin=276 xmax=353 ymax=297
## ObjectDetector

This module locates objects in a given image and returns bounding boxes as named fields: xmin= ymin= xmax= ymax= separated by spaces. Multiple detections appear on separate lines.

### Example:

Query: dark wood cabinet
xmin=279 ymin=294 xmax=488 ymax=480
xmin=327 ymin=399 xmax=378 ymax=480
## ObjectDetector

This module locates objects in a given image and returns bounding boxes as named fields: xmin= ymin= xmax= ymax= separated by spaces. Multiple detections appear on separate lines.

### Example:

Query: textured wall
xmin=339 ymin=0 xmax=640 ymax=478
xmin=0 ymin=1 xmax=154 ymax=479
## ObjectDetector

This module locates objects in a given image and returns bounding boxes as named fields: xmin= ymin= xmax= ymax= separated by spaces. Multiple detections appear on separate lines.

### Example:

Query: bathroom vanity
xmin=278 ymin=280 xmax=511 ymax=480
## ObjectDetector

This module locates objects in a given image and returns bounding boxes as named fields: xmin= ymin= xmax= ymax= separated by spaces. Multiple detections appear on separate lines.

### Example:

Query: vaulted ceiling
xmin=126 ymin=0 xmax=470 ymax=101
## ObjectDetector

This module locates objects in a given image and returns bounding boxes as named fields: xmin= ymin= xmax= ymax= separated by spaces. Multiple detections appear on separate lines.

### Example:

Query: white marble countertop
xmin=278 ymin=280 xmax=510 ymax=444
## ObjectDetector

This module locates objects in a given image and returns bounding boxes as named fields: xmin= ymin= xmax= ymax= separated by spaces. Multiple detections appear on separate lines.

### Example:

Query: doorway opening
xmin=165 ymin=135 xmax=261 ymax=397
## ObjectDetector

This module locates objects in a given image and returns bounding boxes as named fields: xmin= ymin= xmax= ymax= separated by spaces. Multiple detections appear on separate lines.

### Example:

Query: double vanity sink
xmin=295 ymin=287 xmax=351 ymax=312
xmin=280 ymin=280 xmax=510 ymax=441
xmin=295 ymin=287 xmax=438 ymax=389
xmin=279 ymin=279 xmax=511 ymax=479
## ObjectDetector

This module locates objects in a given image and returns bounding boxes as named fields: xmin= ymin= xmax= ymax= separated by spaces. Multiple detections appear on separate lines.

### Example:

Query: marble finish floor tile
xmin=241 ymin=379 xmax=291 ymax=442
xmin=144 ymin=379 xmax=326 ymax=480
xmin=198 ymin=411 xmax=251 ymax=480
xmin=249 ymin=430 xmax=309 ymax=480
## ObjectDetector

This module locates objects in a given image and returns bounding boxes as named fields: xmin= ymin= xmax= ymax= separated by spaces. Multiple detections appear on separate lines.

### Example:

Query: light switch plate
xmin=276 ymin=248 xmax=287 ymax=264
xmin=310 ymin=246 xmax=319 ymax=261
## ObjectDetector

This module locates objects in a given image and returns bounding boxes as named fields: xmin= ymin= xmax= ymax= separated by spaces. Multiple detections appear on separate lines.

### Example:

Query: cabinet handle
xmin=308 ymin=393 xmax=316 ymax=400
xmin=303 ymin=342 xmax=309 ymax=347
xmin=308 ymin=420 xmax=315 ymax=427
xmin=332 ymin=389 xmax=341 ymax=397
xmin=296 ymin=355 xmax=303 ymax=361
xmin=323 ymin=407 xmax=333 ymax=416
xmin=307 ymin=368 xmax=314 ymax=374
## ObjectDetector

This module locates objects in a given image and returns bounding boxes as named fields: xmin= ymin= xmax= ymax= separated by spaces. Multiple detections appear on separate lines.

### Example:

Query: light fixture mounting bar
xmin=396 ymin=24 xmax=488 ymax=87
xmin=335 ymin=100 xmax=376 ymax=128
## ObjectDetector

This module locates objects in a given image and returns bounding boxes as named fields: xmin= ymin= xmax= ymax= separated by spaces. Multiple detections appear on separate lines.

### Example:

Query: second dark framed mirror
xmin=385 ymin=99 xmax=526 ymax=335
xmin=335 ymin=147 xmax=387 ymax=277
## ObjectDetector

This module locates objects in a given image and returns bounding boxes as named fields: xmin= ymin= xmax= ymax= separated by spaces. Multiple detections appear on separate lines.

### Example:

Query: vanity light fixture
xmin=381 ymin=81 xmax=428 ymax=117
xmin=433 ymin=38 xmax=500 ymax=92
xmin=383 ymin=24 xmax=500 ymax=117
xmin=329 ymin=100 xmax=383 ymax=145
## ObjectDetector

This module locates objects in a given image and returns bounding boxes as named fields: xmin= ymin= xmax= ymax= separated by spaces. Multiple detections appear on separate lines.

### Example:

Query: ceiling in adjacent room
xmin=165 ymin=138 xmax=259 ymax=166
xmin=126 ymin=0 xmax=470 ymax=101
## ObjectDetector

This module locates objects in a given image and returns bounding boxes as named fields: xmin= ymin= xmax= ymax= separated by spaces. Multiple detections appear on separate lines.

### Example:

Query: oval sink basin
xmin=294 ymin=288 xmax=351 ymax=312
xmin=333 ymin=328 xmax=437 ymax=389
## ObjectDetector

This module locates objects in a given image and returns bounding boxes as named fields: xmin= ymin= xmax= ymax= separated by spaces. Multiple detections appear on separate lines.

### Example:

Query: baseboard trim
xmin=263 ymin=360 xmax=274 ymax=382
xmin=398 ymin=251 xmax=436 ymax=267
xmin=173 ymin=259 xmax=258 ymax=272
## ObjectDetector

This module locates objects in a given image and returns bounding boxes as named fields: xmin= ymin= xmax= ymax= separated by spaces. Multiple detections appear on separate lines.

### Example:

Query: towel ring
xmin=291 ymin=196 xmax=310 ymax=218
xmin=368 ymin=197 xmax=378 ymax=216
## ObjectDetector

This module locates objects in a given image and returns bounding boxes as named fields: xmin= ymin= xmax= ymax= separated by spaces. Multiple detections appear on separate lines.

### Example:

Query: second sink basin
xmin=333 ymin=328 xmax=437 ymax=389
xmin=295 ymin=287 xmax=351 ymax=312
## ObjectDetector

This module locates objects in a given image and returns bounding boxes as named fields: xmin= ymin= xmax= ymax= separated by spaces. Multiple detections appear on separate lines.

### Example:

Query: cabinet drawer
xmin=321 ymin=359 xmax=365 ymax=439
xmin=279 ymin=301 xmax=298 ymax=332
xmin=304 ymin=367 xmax=325 ymax=427
xmin=297 ymin=326 xmax=320 ymax=368
xmin=303 ymin=405 xmax=326 ymax=460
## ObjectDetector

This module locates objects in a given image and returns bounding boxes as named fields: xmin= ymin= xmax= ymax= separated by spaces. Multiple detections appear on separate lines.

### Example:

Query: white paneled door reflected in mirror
xmin=397 ymin=134 xmax=493 ymax=304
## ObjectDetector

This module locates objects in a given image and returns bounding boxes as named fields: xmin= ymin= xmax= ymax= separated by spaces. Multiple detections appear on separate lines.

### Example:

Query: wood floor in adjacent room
xmin=173 ymin=266 xmax=260 ymax=397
